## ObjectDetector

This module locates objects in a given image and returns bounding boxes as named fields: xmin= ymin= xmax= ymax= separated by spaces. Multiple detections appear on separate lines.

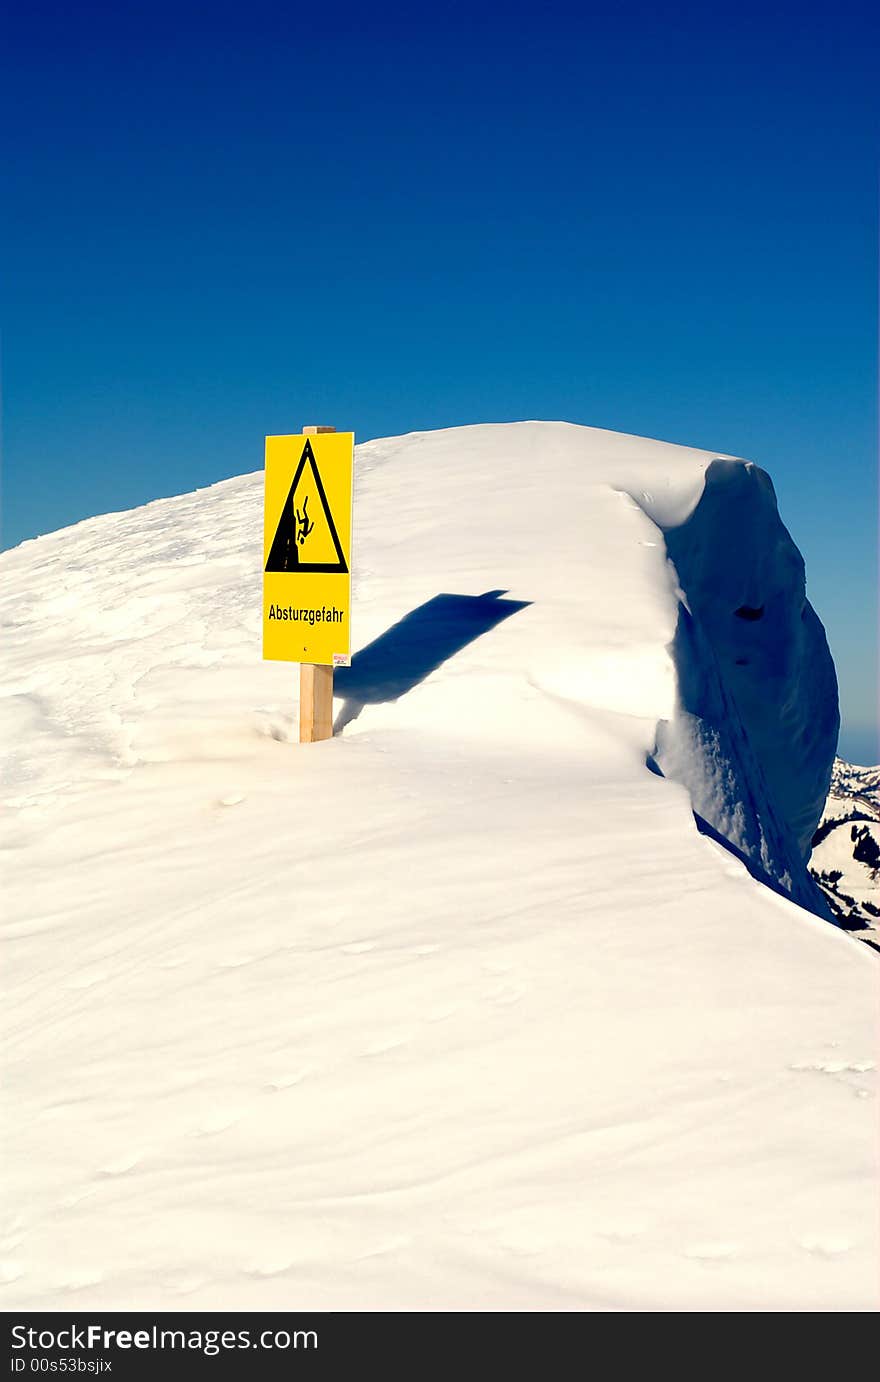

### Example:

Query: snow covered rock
xmin=811 ymin=759 xmax=880 ymax=947
xmin=0 ymin=422 xmax=875 ymax=1312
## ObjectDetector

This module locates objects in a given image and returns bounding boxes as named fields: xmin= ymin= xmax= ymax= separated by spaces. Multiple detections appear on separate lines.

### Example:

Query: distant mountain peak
xmin=810 ymin=757 xmax=880 ymax=947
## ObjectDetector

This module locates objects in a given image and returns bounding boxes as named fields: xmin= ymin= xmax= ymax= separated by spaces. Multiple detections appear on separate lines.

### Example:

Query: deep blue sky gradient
xmin=2 ymin=1 xmax=877 ymax=760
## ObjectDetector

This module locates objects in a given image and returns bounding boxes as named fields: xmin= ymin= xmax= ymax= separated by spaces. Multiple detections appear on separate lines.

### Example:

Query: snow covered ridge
xmin=1 ymin=423 xmax=836 ymax=917
xmin=1 ymin=423 xmax=875 ymax=1313
xmin=810 ymin=759 xmax=880 ymax=948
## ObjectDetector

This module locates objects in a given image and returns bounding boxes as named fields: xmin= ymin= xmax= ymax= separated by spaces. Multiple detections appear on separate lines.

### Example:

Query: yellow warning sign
xmin=262 ymin=432 xmax=353 ymax=665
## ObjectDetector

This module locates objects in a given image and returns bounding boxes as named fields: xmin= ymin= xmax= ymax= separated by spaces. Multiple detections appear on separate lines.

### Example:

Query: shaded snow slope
xmin=646 ymin=459 xmax=838 ymax=915
xmin=1 ymin=422 xmax=876 ymax=1312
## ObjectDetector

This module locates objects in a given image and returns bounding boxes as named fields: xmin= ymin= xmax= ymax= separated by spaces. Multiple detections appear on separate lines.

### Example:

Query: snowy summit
xmin=1 ymin=421 xmax=876 ymax=1312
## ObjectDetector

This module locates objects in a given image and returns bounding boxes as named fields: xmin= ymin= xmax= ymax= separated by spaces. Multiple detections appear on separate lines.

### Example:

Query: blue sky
xmin=2 ymin=1 xmax=877 ymax=762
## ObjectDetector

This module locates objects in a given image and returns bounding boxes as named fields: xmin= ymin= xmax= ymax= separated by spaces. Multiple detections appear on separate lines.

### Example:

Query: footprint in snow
xmin=482 ymin=959 xmax=513 ymax=975
xmin=800 ymin=1235 xmax=851 ymax=1257
xmin=361 ymin=1033 xmax=413 ymax=1057
xmin=265 ymin=1067 xmax=310 ymax=1092
xmin=484 ymin=979 xmax=527 ymax=1006
xmin=98 ymin=1153 xmax=142 ymax=1177
xmin=0 ymin=1216 xmax=25 ymax=1253
xmin=60 ymin=1187 xmax=98 ymax=1209
xmin=60 ymin=1268 xmax=104 ymax=1292
xmin=353 ymin=1235 xmax=411 ymax=1262
xmin=217 ymin=952 xmax=262 ymax=970
xmin=790 ymin=1059 xmax=875 ymax=1074
xmin=684 ymin=1242 xmax=740 ymax=1262
xmin=168 ymin=1272 xmax=211 ymax=1296
xmin=244 ymin=1258 xmax=295 ymax=1278
xmin=599 ymin=1223 xmax=647 ymax=1242
xmin=193 ymin=1111 xmax=239 ymax=1136
xmin=425 ymin=1004 xmax=460 ymax=1023
xmin=66 ymin=968 xmax=109 ymax=990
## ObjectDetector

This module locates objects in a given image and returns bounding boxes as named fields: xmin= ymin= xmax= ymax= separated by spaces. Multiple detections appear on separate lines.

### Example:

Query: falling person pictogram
xmin=296 ymin=495 xmax=315 ymax=546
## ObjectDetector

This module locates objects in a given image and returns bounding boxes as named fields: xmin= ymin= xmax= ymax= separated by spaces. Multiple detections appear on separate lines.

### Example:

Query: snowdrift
xmin=1 ymin=422 xmax=876 ymax=1312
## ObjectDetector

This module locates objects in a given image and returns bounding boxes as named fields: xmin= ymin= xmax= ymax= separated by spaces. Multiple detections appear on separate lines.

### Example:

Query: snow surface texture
xmin=1 ymin=422 xmax=876 ymax=1312
xmin=811 ymin=760 xmax=880 ymax=948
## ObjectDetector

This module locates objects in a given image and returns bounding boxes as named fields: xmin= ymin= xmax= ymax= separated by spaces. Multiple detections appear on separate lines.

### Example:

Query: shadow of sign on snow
xmin=333 ymin=589 xmax=531 ymax=732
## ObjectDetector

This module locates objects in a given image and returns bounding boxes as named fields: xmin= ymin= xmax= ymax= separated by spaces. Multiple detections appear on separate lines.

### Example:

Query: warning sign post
xmin=262 ymin=426 xmax=353 ymax=742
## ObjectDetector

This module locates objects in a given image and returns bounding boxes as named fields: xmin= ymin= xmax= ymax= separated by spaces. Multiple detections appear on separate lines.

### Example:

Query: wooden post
xmin=299 ymin=662 xmax=334 ymax=743
xmin=299 ymin=425 xmax=335 ymax=743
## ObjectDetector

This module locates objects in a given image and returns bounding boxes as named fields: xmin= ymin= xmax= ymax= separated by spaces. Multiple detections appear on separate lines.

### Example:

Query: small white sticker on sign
xmin=333 ymin=653 xmax=351 ymax=667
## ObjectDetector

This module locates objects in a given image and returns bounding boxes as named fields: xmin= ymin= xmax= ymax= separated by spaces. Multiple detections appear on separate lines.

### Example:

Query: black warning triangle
xmin=265 ymin=438 xmax=349 ymax=574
